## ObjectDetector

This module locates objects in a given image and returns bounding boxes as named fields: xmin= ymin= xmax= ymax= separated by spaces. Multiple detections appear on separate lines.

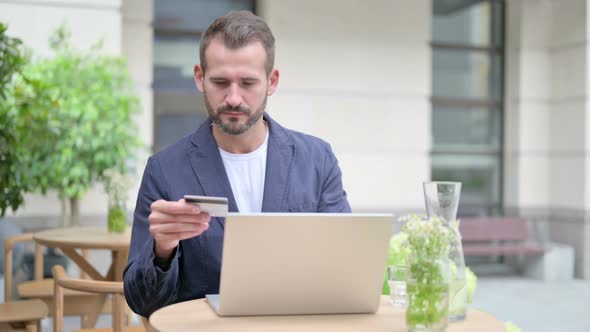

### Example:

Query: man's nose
xmin=225 ymin=84 xmax=243 ymax=108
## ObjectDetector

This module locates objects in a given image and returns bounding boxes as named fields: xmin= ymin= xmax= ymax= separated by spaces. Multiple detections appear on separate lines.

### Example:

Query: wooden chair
xmin=4 ymin=233 xmax=112 ymax=327
xmin=52 ymin=265 xmax=146 ymax=332
xmin=0 ymin=298 xmax=48 ymax=332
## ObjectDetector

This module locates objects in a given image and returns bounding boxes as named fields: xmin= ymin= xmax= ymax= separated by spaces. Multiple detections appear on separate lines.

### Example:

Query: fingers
xmin=153 ymin=229 xmax=207 ymax=243
xmin=151 ymin=199 xmax=201 ymax=215
xmin=150 ymin=222 xmax=209 ymax=234
xmin=149 ymin=210 xmax=211 ymax=224
xmin=148 ymin=199 xmax=212 ymax=245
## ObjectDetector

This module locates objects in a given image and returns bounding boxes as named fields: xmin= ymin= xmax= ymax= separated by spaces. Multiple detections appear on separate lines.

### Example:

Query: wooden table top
xmin=149 ymin=295 xmax=505 ymax=332
xmin=33 ymin=226 xmax=131 ymax=250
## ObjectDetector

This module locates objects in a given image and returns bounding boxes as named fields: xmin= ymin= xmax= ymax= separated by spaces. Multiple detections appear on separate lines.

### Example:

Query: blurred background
xmin=1 ymin=0 xmax=590 ymax=331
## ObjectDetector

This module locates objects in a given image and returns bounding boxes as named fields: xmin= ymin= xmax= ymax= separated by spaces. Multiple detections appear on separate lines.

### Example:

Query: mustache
xmin=217 ymin=105 xmax=249 ymax=114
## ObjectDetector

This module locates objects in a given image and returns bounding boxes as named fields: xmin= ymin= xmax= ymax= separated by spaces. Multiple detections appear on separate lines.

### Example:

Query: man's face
xmin=195 ymin=39 xmax=278 ymax=136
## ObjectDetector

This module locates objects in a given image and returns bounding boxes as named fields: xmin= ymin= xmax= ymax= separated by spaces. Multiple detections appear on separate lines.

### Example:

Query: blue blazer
xmin=123 ymin=113 xmax=351 ymax=317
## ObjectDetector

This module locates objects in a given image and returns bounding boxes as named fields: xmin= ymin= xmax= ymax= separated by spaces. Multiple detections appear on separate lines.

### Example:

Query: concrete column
xmin=122 ymin=0 xmax=154 ymax=153
xmin=504 ymin=0 xmax=553 ymax=210
xmin=505 ymin=0 xmax=590 ymax=278
xmin=121 ymin=0 xmax=154 ymax=210
xmin=549 ymin=0 xmax=589 ymax=278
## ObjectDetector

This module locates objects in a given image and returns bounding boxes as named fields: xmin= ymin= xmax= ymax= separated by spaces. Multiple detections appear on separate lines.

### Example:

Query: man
xmin=123 ymin=11 xmax=351 ymax=317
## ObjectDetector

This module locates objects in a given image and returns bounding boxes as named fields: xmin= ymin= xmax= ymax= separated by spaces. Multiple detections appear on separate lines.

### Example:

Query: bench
xmin=459 ymin=217 xmax=575 ymax=280
xmin=458 ymin=217 xmax=545 ymax=257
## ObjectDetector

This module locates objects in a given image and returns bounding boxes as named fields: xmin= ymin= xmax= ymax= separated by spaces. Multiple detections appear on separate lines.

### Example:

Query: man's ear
xmin=267 ymin=68 xmax=279 ymax=96
xmin=194 ymin=64 xmax=205 ymax=93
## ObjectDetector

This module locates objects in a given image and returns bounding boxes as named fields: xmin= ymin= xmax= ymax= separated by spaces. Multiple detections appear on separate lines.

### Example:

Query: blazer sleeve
xmin=123 ymin=156 xmax=182 ymax=317
xmin=318 ymin=144 xmax=352 ymax=213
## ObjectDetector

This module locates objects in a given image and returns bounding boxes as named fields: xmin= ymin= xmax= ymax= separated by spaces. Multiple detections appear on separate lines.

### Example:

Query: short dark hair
xmin=199 ymin=11 xmax=275 ymax=76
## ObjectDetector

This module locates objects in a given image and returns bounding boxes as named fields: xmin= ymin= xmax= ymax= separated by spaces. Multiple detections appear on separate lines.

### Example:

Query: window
xmin=431 ymin=0 xmax=505 ymax=216
xmin=153 ymin=0 xmax=256 ymax=152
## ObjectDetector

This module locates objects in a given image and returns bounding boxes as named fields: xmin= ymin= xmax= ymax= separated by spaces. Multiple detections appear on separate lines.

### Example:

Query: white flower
xmin=103 ymin=168 xmax=133 ymax=204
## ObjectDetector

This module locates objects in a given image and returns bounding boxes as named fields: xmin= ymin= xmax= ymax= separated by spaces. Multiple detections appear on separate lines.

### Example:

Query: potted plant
xmin=0 ymin=22 xmax=28 ymax=281
xmin=18 ymin=24 xmax=142 ymax=226
xmin=401 ymin=214 xmax=452 ymax=332
xmin=2 ymin=23 xmax=141 ymax=278
xmin=0 ymin=22 xmax=69 ymax=280
xmin=1 ymin=20 xmax=58 ymax=229
xmin=0 ymin=22 xmax=27 ymax=217
xmin=103 ymin=168 xmax=133 ymax=233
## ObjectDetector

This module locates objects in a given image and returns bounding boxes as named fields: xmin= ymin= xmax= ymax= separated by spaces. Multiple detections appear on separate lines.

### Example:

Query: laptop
xmin=206 ymin=213 xmax=394 ymax=316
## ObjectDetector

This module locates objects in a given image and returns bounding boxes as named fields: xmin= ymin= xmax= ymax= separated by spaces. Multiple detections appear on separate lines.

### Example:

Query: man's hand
xmin=149 ymin=199 xmax=211 ymax=260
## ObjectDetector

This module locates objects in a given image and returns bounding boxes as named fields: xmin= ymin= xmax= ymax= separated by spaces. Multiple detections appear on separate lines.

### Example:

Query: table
xmin=149 ymin=295 xmax=505 ymax=332
xmin=33 ymin=226 xmax=131 ymax=327
xmin=34 ymin=226 xmax=131 ymax=282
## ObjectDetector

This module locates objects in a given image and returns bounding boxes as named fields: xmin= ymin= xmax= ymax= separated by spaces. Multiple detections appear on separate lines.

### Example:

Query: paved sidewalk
xmin=471 ymin=277 xmax=590 ymax=332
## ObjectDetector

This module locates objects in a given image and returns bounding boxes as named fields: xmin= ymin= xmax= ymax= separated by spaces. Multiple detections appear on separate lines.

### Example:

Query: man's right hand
xmin=149 ymin=198 xmax=211 ymax=260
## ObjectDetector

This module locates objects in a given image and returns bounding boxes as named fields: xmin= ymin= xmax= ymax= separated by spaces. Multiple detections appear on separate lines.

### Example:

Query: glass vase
xmin=108 ymin=199 xmax=127 ymax=233
xmin=447 ymin=224 xmax=468 ymax=321
xmin=406 ymin=254 xmax=450 ymax=332
xmin=423 ymin=181 xmax=468 ymax=321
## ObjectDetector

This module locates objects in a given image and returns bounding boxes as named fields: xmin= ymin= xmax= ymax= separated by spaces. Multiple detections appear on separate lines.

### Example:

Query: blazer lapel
xmin=187 ymin=120 xmax=238 ymax=228
xmin=261 ymin=113 xmax=295 ymax=212
xmin=186 ymin=113 xmax=294 ymax=216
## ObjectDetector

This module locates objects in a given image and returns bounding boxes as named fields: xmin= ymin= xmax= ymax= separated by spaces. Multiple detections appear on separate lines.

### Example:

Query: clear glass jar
xmin=406 ymin=254 xmax=450 ymax=332
xmin=447 ymin=223 xmax=468 ymax=321
xmin=422 ymin=181 xmax=468 ymax=321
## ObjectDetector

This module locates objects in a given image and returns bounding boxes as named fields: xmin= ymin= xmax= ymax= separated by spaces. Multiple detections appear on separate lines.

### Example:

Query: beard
xmin=204 ymin=89 xmax=267 ymax=136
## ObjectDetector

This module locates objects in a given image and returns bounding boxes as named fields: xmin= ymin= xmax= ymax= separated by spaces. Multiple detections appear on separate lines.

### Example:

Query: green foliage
xmin=465 ymin=266 xmax=477 ymax=303
xmin=382 ymin=232 xmax=409 ymax=294
xmin=505 ymin=321 xmax=523 ymax=332
xmin=0 ymin=23 xmax=25 ymax=95
xmin=104 ymin=168 xmax=133 ymax=233
xmin=405 ymin=256 xmax=449 ymax=328
xmin=0 ymin=22 xmax=141 ymax=219
xmin=23 ymin=24 xmax=141 ymax=200
xmin=400 ymin=215 xmax=451 ymax=329
xmin=108 ymin=205 xmax=126 ymax=233
xmin=0 ymin=22 xmax=28 ymax=216
xmin=1 ymin=72 xmax=57 ymax=215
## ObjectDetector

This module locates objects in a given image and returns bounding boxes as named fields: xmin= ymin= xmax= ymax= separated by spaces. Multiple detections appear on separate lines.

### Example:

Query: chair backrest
xmin=459 ymin=217 xmax=530 ymax=242
xmin=3 ymin=233 xmax=44 ymax=302
xmin=52 ymin=265 xmax=127 ymax=332
xmin=4 ymin=232 xmax=91 ymax=302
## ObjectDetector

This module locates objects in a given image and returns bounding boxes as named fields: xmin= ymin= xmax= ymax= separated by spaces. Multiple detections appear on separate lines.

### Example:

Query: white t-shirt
xmin=218 ymin=131 xmax=269 ymax=213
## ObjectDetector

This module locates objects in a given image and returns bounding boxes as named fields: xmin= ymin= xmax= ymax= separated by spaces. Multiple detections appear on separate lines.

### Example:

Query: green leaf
xmin=0 ymin=21 xmax=142 ymax=216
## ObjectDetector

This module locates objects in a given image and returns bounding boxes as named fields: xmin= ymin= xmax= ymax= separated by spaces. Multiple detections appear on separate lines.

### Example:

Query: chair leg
xmin=34 ymin=244 xmax=44 ymax=280
xmin=113 ymin=294 xmax=126 ymax=332
xmin=4 ymin=243 xmax=13 ymax=301
xmin=141 ymin=316 xmax=151 ymax=332
xmin=54 ymin=280 xmax=64 ymax=332
xmin=25 ymin=320 xmax=37 ymax=332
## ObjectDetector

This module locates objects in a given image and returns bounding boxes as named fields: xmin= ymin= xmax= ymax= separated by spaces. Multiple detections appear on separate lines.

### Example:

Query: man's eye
xmin=212 ymin=80 xmax=228 ymax=86
xmin=241 ymin=81 xmax=258 ymax=87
